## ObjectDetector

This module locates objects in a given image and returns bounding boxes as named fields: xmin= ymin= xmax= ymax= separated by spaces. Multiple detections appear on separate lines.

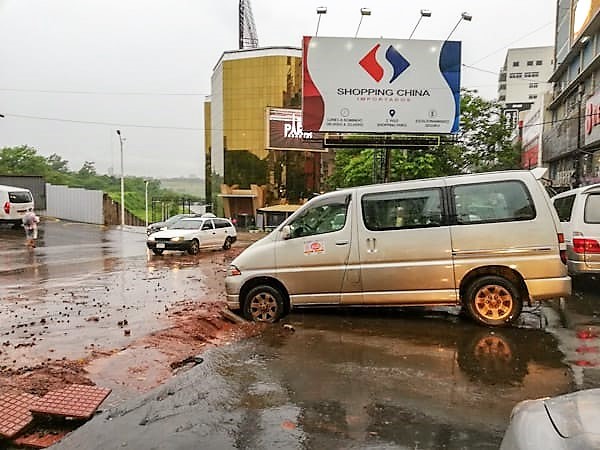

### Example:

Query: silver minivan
xmin=552 ymin=183 xmax=600 ymax=276
xmin=226 ymin=170 xmax=571 ymax=327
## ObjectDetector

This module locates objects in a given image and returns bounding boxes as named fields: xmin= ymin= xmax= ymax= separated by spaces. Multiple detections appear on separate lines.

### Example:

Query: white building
xmin=498 ymin=46 xmax=555 ymax=124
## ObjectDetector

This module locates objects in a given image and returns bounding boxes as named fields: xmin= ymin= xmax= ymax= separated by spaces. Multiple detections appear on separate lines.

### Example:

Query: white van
xmin=552 ymin=183 xmax=600 ymax=276
xmin=0 ymin=185 xmax=35 ymax=226
xmin=225 ymin=170 xmax=571 ymax=327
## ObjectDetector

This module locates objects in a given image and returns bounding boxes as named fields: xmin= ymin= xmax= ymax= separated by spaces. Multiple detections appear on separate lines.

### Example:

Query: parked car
xmin=552 ymin=184 xmax=600 ymax=277
xmin=225 ymin=170 xmax=571 ymax=326
xmin=500 ymin=389 xmax=600 ymax=449
xmin=0 ymin=184 xmax=35 ymax=226
xmin=146 ymin=213 xmax=200 ymax=235
xmin=146 ymin=216 xmax=236 ymax=255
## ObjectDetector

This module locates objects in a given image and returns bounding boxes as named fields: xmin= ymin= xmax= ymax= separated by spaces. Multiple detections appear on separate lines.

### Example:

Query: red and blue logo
xmin=359 ymin=44 xmax=410 ymax=83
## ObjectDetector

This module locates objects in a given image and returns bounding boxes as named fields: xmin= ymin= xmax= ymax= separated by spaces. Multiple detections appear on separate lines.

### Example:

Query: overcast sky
xmin=0 ymin=0 xmax=555 ymax=178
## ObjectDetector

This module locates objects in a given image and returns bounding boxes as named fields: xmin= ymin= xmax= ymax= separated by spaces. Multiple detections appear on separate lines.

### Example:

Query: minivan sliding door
xmin=357 ymin=184 xmax=457 ymax=305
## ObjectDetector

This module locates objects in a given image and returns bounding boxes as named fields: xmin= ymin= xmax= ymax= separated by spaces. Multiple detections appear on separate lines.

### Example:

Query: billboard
xmin=302 ymin=36 xmax=461 ymax=134
xmin=585 ymin=88 xmax=600 ymax=146
xmin=572 ymin=0 xmax=600 ymax=43
xmin=266 ymin=108 xmax=325 ymax=151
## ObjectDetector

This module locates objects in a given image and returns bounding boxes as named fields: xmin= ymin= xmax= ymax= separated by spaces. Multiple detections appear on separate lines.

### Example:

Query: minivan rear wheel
xmin=243 ymin=285 xmax=285 ymax=323
xmin=465 ymin=276 xmax=522 ymax=327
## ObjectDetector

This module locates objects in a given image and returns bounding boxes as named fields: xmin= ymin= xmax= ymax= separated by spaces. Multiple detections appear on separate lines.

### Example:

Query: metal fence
xmin=46 ymin=184 xmax=104 ymax=224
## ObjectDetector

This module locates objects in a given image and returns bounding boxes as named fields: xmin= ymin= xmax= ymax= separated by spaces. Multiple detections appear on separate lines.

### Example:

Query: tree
xmin=0 ymin=145 xmax=49 ymax=175
xmin=78 ymin=161 xmax=97 ymax=177
xmin=327 ymin=90 xmax=520 ymax=189
xmin=46 ymin=153 xmax=70 ymax=173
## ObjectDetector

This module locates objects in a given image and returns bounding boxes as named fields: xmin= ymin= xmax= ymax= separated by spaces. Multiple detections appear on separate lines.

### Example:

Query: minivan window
xmin=362 ymin=188 xmax=442 ymax=230
xmin=8 ymin=191 xmax=32 ymax=203
xmin=553 ymin=194 xmax=576 ymax=222
xmin=453 ymin=181 xmax=535 ymax=225
xmin=288 ymin=196 xmax=349 ymax=239
xmin=584 ymin=194 xmax=600 ymax=223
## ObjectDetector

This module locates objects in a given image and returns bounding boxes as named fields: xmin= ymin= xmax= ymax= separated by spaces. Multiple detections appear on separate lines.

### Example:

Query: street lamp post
xmin=355 ymin=8 xmax=371 ymax=38
xmin=144 ymin=180 xmax=149 ymax=227
xmin=446 ymin=12 xmax=472 ymax=41
xmin=315 ymin=6 xmax=327 ymax=36
xmin=409 ymin=9 xmax=432 ymax=39
xmin=116 ymin=130 xmax=125 ymax=227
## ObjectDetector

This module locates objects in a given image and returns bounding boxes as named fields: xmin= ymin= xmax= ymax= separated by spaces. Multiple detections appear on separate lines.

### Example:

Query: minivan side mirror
xmin=281 ymin=225 xmax=291 ymax=240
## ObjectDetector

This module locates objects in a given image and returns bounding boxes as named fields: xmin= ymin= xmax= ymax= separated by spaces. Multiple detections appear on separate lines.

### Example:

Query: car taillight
xmin=558 ymin=233 xmax=567 ymax=264
xmin=3 ymin=202 xmax=9 ymax=214
xmin=573 ymin=238 xmax=600 ymax=254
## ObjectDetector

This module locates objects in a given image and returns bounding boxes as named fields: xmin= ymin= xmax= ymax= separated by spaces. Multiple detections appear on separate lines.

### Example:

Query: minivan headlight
xmin=228 ymin=265 xmax=241 ymax=276
xmin=171 ymin=236 xmax=184 ymax=242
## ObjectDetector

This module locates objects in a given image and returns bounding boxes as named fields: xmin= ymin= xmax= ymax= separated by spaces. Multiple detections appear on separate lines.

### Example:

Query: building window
xmin=528 ymin=94 xmax=538 ymax=100
xmin=512 ymin=61 xmax=520 ymax=67
xmin=529 ymin=82 xmax=538 ymax=88
xmin=524 ymin=72 xmax=539 ymax=78
xmin=499 ymin=95 xmax=506 ymax=101
xmin=509 ymin=72 xmax=523 ymax=78
xmin=536 ymin=60 xmax=543 ymax=65
xmin=527 ymin=60 xmax=534 ymax=66
xmin=499 ymin=83 xmax=507 ymax=90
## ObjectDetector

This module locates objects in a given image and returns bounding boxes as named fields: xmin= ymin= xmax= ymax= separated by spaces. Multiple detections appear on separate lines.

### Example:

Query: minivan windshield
xmin=585 ymin=194 xmax=600 ymax=223
xmin=9 ymin=191 xmax=32 ymax=203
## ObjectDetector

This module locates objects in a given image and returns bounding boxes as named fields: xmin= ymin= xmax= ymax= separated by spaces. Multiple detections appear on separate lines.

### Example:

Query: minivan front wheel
xmin=243 ymin=285 xmax=285 ymax=323
xmin=465 ymin=276 xmax=522 ymax=327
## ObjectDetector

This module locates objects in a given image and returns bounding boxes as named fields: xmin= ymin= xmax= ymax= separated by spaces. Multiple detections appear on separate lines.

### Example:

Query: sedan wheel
xmin=188 ymin=239 xmax=200 ymax=255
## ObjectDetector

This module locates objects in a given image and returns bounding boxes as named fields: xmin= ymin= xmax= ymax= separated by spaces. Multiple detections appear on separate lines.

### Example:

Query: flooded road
xmin=2 ymin=220 xmax=600 ymax=448
xmin=56 ymin=301 xmax=596 ymax=450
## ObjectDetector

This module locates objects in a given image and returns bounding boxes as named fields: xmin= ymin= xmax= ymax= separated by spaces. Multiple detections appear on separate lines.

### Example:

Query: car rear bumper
xmin=146 ymin=241 xmax=191 ymax=252
xmin=525 ymin=276 xmax=571 ymax=300
xmin=226 ymin=295 xmax=240 ymax=310
xmin=568 ymin=259 xmax=600 ymax=275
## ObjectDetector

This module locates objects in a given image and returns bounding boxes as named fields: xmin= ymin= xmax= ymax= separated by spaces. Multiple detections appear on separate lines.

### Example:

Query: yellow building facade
xmin=205 ymin=47 xmax=329 ymax=226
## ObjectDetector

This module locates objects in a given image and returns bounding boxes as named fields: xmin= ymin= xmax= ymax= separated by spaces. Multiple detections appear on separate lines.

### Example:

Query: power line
xmin=467 ymin=21 xmax=554 ymax=66
xmin=3 ymin=113 xmax=203 ymax=131
xmin=0 ymin=87 xmax=208 ymax=97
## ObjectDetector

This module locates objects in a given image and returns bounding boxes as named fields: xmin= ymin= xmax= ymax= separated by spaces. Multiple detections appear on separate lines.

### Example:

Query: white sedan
xmin=146 ymin=217 xmax=237 ymax=255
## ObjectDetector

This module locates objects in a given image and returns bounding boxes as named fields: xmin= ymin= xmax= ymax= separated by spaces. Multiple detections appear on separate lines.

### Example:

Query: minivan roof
xmin=552 ymin=183 xmax=600 ymax=198
xmin=0 ymin=184 xmax=31 ymax=192
xmin=321 ymin=169 xmax=538 ymax=199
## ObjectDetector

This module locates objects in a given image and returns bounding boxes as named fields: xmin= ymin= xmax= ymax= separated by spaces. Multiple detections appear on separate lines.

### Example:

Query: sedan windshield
xmin=171 ymin=219 xmax=203 ymax=230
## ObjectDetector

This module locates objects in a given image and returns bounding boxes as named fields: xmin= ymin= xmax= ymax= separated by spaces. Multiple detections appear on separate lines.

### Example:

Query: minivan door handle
xmin=366 ymin=237 xmax=377 ymax=253
xmin=335 ymin=240 xmax=349 ymax=246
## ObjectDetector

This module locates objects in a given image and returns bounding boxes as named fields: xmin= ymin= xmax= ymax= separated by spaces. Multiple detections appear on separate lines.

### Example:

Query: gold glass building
xmin=205 ymin=47 xmax=331 ymax=226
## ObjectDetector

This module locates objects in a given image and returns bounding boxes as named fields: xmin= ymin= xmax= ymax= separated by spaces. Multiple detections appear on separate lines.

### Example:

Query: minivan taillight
xmin=573 ymin=238 xmax=600 ymax=255
xmin=3 ymin=202 xmax=9 ymax=214
xmin=558 ymin=233 xmax=567 ymax=264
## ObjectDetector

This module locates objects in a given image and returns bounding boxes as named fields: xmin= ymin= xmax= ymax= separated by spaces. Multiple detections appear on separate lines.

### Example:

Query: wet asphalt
xmin=2 ymin=221 xmax=600 ymax=449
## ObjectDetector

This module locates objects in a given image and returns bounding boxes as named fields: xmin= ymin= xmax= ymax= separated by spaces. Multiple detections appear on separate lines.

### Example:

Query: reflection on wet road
xmin=58 ymin=291 xmax=600 ymax=449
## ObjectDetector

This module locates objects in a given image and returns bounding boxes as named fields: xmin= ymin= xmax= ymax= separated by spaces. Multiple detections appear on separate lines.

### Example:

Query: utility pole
xmin=116 ymin=130 xmax=125 ymax=227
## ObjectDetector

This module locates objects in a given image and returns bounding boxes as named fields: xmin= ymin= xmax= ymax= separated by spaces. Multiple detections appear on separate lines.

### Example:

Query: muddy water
xmin=0 ymin=221 xmax=232 ymax=371
xmin=56 ymin=307 xmax=579 ymax=449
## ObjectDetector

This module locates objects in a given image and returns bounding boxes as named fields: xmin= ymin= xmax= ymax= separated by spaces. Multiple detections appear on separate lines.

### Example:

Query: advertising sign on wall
xmin=572 ymin=0 xmax=600 ymax=43
xmin=266 ymin=108 xmax=325 ymax=151
xmin=302 ymin=36 xmax=461 ymax=134
xmin=585 ymin=89 xmax=600 ymax=146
